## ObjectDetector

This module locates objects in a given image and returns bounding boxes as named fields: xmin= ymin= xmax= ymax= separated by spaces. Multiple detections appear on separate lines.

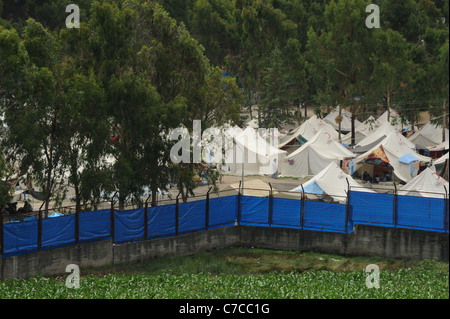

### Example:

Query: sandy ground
xmin=10 ymin=172 xmax=399 ymax=215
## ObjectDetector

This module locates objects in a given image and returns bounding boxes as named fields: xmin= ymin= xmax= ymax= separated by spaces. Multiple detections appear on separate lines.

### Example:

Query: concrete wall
xmin=1 ymin=225 xmax=448 ymax=280
xmin=239 ymin=225 xmax=449 ymax=261
xmin=0 ymin=227 xmax=240 ymax=281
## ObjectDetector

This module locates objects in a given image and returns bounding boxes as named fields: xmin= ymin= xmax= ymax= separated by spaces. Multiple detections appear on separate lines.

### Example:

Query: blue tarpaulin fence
xmin=1 ymin=189 xmax=448 ymax=257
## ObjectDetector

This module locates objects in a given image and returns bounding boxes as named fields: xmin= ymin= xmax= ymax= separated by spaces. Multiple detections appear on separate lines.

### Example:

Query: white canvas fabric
xmin=434 ymin=152 xmax=449 ymax=165
xmin=376 ymin=110 xmax=415 ymax=131
xmin=290 ymin=162 xmax=375 ymax=203
xmin=409 ymin=122 xmax=449 ymax=148
xmin=323 ymin=107 xmax=361 ymax=132
xmin=399 ymin=166 xmax=449 ymax=198
xmin=225 ymin=127 xmax=287 ymax=175
xmin=356 ymin=121 xmax=415 ymax=149
xmin=355 ymin=131 xmax=431 ymax=182
xmin=281 ymin=129 xmax=355 ymax=177
xmin=278 ymin=115 xmax=339 ymax=149
xmin=341 ymin=116 xmax=380 ymax=145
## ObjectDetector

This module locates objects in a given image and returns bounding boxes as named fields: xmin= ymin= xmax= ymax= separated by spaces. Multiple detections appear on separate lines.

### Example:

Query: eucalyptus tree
xmin=369 ymin=28 xmax=414 ymax=126
xmin=233 ymin=0 xmax=304 ymax=127
xmin=306 ymin=0 xmax=377 ymax=145
xmin=0 ymin=19 xmax=71 ymax=215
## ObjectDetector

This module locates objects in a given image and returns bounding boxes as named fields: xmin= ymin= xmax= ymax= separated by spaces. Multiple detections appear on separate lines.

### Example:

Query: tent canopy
xmin=355 ymin=131 xmax=431 ymax=182
xmin=409 ymin=122 xmax=449 ymax=148
xmin=290 ymin=162 xmax=374 ymax=203
xmin=356 ymin=121 xmax=415 ymax=149
xmin=399 ymin=166 xmax=449 ymax=198
xmin=323 ymin=106 xmax=361 ymax=132
xmin=224 ymin=127 xmax=287 ymax=176
xmin=279 ymin=115 xmax=339 ymax=149
xmin=281 ymin=129 xmax=355 ymax=177
xmin=341 ymin=116 xmax=380 ymax=145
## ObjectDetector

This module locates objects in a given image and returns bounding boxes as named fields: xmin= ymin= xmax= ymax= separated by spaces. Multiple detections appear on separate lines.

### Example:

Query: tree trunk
xmin=351 ymin=110 xmax=357 ymax=146
xmin=387 ymin=86 xmax=391 ymax=122
xmin=338 ymin=105 xmax=342 ymax=142
xmin=74 ymin=184 xmax=81 ymax=215
xmin=45 ymin=162 xmax=52 ymax=218
xmin=151 ymin=188 xmax=157 ymax=207
xmin=443 ymin=99 xmax=447 ymax=143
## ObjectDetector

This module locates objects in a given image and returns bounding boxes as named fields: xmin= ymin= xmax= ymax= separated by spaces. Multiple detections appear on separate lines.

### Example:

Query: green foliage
xmin=0 ymin=147 xmax=12 ymax=208
xmin=0 ymin=249 xmax=448 ymax=299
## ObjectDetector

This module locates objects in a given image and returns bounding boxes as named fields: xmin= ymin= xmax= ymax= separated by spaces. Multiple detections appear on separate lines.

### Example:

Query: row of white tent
xmin=223 ymin=108 xmax=448 ymax=187
xmin=287 ymin=160 xmax=448 ymax=204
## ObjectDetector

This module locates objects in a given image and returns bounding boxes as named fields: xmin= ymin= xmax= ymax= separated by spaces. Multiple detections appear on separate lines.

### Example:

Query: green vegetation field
xmin=0 ymin=248 xmax=448 ymax=299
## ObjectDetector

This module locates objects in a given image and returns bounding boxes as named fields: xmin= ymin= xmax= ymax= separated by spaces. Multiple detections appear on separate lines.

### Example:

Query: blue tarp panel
xmin=350 ymin=191 xmax=394 ymax=227
xmin=303 ymin=182 xmax=324 ymax=196
xmin=208 ymin=196 xmax=238 ymax=229
xmin=398 ymin=153 xmax=419 ymax=164
xmin=240 ymin=196 xmax=269 ymax=226
xmin=79 ymin=209 xmax=112 ymax=242
xmin=114 ymin=208 xmax=145 ymax=243
xmin=147 ymin=204 xmax=176 ymax=238
xmin=272 ymin=197 xmax=301 ymax=228
xmin=42 ymin=214 xmax=76 ymax=248
xmin=3 ymin=219 xmax=38 ymax=255
xmin=397 ymin=195 xmax=446 ymax=232
xmin=49 ymin=212 xmax=64 ymax=218
xmin=179 ymin=200 xmax=207 ymax=234
xmin=303 ymin=201 xmax=347 ymax=233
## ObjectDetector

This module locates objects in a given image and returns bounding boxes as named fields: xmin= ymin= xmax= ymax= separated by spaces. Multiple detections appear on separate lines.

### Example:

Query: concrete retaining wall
xmin=1 ymin=225 xmax=448 ymax=280
xmin=239 ymin=225 xmax=449 ymax=261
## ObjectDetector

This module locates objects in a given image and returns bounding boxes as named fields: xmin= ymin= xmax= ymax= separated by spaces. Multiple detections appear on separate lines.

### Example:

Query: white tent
xmin=341 ymin=116 xmax=380 ymax=145
xmin=433 ymin=152 xmax=449 ymax=179
xmin=355 ymin=121 xmax=415 ymax=149
xmin=290 ymin=162 xmax=375 ymax=203
xmin=376 ymin=109 xmax=414 ymax=131
xmin=223 ymin=127 xmax=287 ymax=176
xmin=281 ymin=129 xmax=355 ymax=177
xmin=355 ymin=131 xmax=431 ymax=182
xmin=323 ymin=107 xmax=361 ymax=133
xmin=399 ymin=166 xmax=448 ymax=198
xmin=430 ymin=140 xmax=449 ymax=150
xmin=434 ymin=152 xmax=449 ymax=166
xmin=409 ymin=122 xmax=449 ymax=148
xmin=278 ymin=115 xmax=339 ymax=150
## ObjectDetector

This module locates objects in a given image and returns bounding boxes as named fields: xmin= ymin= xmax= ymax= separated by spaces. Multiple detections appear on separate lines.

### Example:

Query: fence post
xmin=144 ymin=193 xmax=151 ymax=240
xmin=237 ymin=181 xmax=241 ymax=226
xmin=75 ymin=207 xmax=80 ymax=245
xmin=176 ymin=192 xmax=180 ymax=235
xmin=345 ymin=178 xmax=350 ymax=233
xmin=300 ymin=184 xmax=305 ymax=230
xmin=206 ymin=187 xmax=212 ymax=231
xmin=393 ymin=182 xmax=398 ymax=228
xmin=38 ymin=202 xmax=44 ymax=251
xmin=444 ymin=186 xmax=448 ymax=233
xmin=268 ymin=183 xmax=273 ymax=227
xmin=0 ymin=207 xmax=3 ymax=255
xmin=110 ymin=192 xmax=118 ymax=243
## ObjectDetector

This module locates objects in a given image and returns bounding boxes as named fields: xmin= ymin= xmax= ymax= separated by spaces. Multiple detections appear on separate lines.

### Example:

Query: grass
xmin=0 ymin=247 xmax=448 ymax=299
